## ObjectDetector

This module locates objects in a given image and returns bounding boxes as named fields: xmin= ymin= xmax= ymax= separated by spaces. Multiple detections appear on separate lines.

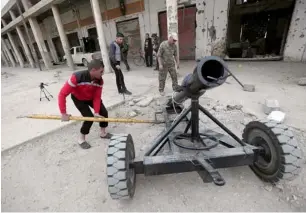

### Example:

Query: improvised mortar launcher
xmin=106 ymin=56 xmax=302 ymax=200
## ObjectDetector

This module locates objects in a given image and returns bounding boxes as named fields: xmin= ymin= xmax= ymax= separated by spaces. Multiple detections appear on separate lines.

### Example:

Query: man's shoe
xmin=124 ymin=90 xmax=132 ymax=95
xmin=79 ymin=141 xmax=91 ymax=149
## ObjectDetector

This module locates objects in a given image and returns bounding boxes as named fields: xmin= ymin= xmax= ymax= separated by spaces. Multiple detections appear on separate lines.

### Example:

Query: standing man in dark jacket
xmin=152 ymin=33 xmax=160 ymax=70
xmin=144 ymin=33 xmax=153 ymax=67
xmin=121 ymin=37 xmax=131 ymax=71
xmin=109 ymin=32 xmax=132 ymax=95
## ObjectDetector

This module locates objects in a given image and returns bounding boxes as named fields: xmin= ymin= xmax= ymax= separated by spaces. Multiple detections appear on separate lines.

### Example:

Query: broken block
xmin=136 ymin=97 xmax=154 ymax=107
xmin=267 ymin=111 xmax=286 ymax=123
xmin=128 ymin=110 xmax=137 ymax=117
xmin=243 ymin=84 xmax=255 ymax=92
xmin=133 ymin=97 xmax=144 ymax=103
xmin=263 ymin=99 xmax=280 ymax=115
xmin=297 ymin=77 xmax=306 ymax=86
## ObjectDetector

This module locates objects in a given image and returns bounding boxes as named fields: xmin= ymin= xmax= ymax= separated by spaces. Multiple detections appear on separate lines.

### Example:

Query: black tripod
xmin=39 ymin=82 xmax=53 ymax=101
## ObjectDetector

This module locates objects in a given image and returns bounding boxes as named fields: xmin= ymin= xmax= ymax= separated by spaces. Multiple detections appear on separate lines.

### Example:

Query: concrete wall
xmin=37 ymin=0 xmax=229 ymax=60
xmin=40 ymin=0 xmax=144 ymax=48
xmin=195 ymin=0 xmax=229 ymax=59
xmin=283 ymin=0 xmax=306 ymax=62
xmin=143 ymin=0 xmax=229 ymax=59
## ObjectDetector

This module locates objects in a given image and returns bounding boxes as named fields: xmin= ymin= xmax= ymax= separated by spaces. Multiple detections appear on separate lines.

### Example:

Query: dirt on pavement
xmin=2 ymin=96 xmax=306 ymax=212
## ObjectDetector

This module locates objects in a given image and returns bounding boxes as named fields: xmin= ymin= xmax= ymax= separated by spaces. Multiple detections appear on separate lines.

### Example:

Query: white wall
xmin=283 ymin=0 xmax=306 ymax=62
xmin=195 ymin=0 xmax=229 ymax=59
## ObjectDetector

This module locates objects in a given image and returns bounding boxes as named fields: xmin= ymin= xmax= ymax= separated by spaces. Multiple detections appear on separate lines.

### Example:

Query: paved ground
xmin=1 ymin=64 xmax=158 ymax=151
xmin=2 ymin=96 xmax=306 ymax=212
xmin=1 ymin=60 xmax=306 ymax=211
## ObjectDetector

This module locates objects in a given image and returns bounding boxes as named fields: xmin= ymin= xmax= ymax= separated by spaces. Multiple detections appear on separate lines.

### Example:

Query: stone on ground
xmin=226 ymin=104 xmax=243 ymax=111
xmin=263 ymin=99 xmax=280 ymax=115
xmin=297 ymin=77 xmax=306 ymax=86
xmin=243 ymin=84 xmax=255 ymax=92
xmin=128 ymin=110 xmax=137 ymax=117
xmin=136 ymin=97 xmax=154 ymax=107
xmin=267 ymin=111 xmax=286 ymax=123
xmin=133 ymin=97 xmax=144 ymax=103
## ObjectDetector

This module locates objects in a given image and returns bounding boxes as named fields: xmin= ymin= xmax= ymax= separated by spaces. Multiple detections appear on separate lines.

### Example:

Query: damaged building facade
xmin=1 ymin=0 xmax=305 ymax=70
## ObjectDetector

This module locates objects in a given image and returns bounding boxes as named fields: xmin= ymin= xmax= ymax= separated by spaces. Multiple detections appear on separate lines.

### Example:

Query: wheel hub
xmin=251 ymin=135 xmax=273 ymax=170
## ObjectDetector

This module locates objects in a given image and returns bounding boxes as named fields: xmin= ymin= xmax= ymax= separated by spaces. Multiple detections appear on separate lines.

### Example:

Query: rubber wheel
xmin=82 ymin=58 xmax=88 ymax=67
xmin=242 ymin=119 xmax=303 ymax=183
xmin=107 ymin=134 xmax=136 ymax=200
xmin=133 ymin=56 xmax=145 ymax=66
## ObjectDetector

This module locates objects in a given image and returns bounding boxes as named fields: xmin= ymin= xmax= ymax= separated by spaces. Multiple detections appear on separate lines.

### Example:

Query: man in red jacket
xmin=58 ymin=59 xmax=112 ymax=149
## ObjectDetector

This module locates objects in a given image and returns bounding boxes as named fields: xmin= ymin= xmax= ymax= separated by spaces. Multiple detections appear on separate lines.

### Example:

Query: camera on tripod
xmin=39 ymin=82 xmax=53 ymax=101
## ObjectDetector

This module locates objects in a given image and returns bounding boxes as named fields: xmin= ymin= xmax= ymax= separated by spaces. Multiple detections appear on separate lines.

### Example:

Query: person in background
xmin=58 ymin=59 xmax=112 ymax=149
xmin=109 ymin=32 xmax=132 ymax=95
xmin=152 ymin=33 xmax=160 ymax=71
xmin=157 ymin=32 xmax=180 ymax=96
xmin=144 ymin=33 xmax=153 ymax=67
xmin=121 ymin=37 xmax=131 ymax=71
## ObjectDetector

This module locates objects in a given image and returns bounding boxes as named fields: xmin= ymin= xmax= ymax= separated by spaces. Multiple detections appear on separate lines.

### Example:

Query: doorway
xmin=158 ymin=5 xmax=197 ymax=60
xmin=116 ymin=18 xmax=142 ymax=55
xmin=226 ymin=0 xmax=296 ymax=59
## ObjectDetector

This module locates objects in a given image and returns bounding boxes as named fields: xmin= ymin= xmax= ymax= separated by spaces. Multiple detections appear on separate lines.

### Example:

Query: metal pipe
xmin=198 ymin=105 xmax=245 ymax=146
xmin=170 ymin=56 xmax=229 ymax=105
xmin=145 ymin=105 xmax=191 ymax=156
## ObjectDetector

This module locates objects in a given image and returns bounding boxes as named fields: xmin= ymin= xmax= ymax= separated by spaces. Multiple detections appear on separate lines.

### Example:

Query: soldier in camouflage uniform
xmin=157 ymin=32 xmax=179 ymax=96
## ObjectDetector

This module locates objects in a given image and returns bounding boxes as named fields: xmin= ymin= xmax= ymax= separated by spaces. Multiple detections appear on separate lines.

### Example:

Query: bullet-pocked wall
xmin=37 ymin=0 xmax=229 ymax=60
xmin=143 ymin=0 xmax=229 ymax=60
xmin=283 ymin=0 xmax=306 ymax=62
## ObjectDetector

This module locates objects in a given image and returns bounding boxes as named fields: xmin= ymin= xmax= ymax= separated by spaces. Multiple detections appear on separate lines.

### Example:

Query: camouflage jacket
xmin=157 ymin=40 xmax=177 ymax=65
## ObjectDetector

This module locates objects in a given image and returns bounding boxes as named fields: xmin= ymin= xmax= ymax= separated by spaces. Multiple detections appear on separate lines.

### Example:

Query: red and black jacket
xmin=58 ymin=70 xmax=103 ymax=114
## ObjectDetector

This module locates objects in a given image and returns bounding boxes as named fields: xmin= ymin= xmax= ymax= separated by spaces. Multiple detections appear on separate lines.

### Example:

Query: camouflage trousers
xmin=159 ymin=64 xmax=178 ymax=92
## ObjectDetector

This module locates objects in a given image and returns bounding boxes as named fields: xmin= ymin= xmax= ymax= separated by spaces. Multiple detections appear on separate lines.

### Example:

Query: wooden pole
xmin=17 ymin=114 xmax=163 ymax=124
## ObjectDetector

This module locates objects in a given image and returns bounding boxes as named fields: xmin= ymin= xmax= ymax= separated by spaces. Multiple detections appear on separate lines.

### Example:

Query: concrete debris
xmin=267 ymin=111 xmax=286 ymax=123
xmin=136 ymin=97 xmax=154 ymax=107
xmin=275 ymin=183 xmax=284 ymax=192
xmin=263 ymin=99 xmax=280 ymax=115
xmin=297 ymin=77 xmax=306 ymax=86
xmin=211 ymin=40 xmax=226 ymax=58
xmin=243 ymin=84 xmax=256 ymax=92
xmin=240 ymin=117 xmax=254 ymax=126
xmin=292 ymin=194 xmax=298 ymax=201
xmin=129 ymin=101 xmax=135 ymax=106
xmin=226 ymin=104 xmax=243 ymax=111
xmin=128 ymin=110 xmax=137 ymax=117
xmin=212 ymin=105 xmax=225 ymax=112
xmin=133 ymin=97 xmax=144 ymax=103
xmin=264 ymin=185 xmax=273 ymax=192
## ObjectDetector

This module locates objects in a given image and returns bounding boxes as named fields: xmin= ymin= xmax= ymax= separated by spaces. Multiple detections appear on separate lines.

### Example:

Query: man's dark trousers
xmin=110 ymin=62 xmax=127 ymax=93
xmin=121 ymin=51 xmax=130 ymax=71
xmin=145 ymin=51 xmax=153 ymax=67
xmin=71 ymin=95 xmax=108 ymax=135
